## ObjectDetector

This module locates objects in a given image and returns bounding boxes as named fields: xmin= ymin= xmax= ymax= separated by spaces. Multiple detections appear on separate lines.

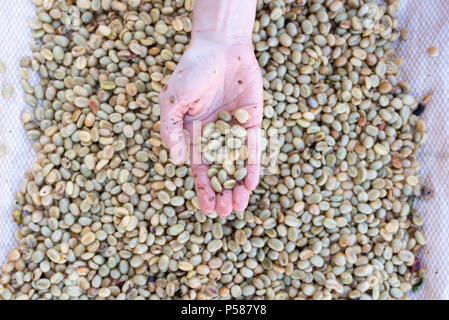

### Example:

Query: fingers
xmin=244 ymin=126 xmax=261 ymax=191
xmin=216 ymin=190 xmax=233 ymax=218
xmin=234 ymin=71 xmax=263 ymax=191
xmin=232 ymin=183 xmax=250 ymax=213
xmin=191 ymin=164 xmax=216 ymax=215
xmin=245 ymin=165 xmax=261 ymax=191
xmin=189 ymin=130 xmax=216 ymax=214
xmin=160 ymin=86 xmax=188 ymax=165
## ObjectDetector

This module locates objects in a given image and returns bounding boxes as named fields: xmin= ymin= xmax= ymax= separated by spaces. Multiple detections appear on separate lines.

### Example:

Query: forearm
xmin=191 ymin=0 xmax=258 ymax=45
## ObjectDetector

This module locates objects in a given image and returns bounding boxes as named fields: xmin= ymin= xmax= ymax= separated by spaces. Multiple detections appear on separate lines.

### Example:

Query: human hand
xmin=159 ymin=40 xmax=263 ymax=217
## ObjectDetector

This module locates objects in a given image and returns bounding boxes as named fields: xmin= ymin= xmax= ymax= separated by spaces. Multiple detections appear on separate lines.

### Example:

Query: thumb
xmin=159 ymin=87 xmax=189 ymax=165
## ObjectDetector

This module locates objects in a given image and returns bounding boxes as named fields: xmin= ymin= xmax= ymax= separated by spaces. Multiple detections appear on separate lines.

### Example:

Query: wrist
xmin=191 ymin=0 xmax=257 ymax=46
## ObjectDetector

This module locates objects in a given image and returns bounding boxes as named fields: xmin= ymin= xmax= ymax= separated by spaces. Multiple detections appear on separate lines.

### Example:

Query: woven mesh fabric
xmin=0 ymin=0 xmax=36 ymax=267
xmin=396 ymin=0 xmax=449 ymax=300
xmin=0 ymin=0 xmax=447 ymax=299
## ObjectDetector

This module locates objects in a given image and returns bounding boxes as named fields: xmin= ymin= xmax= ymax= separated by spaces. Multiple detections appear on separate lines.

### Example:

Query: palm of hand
xmin=160 ymin=41 xmax=263 ymax=217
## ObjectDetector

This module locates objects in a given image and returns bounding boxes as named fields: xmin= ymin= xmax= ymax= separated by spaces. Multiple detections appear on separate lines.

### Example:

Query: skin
xmin=159 ymin=0 xmax=262 ymax=217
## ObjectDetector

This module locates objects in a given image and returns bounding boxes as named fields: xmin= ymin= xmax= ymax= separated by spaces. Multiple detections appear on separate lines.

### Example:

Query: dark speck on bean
xmin=413 ymin=103 xmax=426 ymax=116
